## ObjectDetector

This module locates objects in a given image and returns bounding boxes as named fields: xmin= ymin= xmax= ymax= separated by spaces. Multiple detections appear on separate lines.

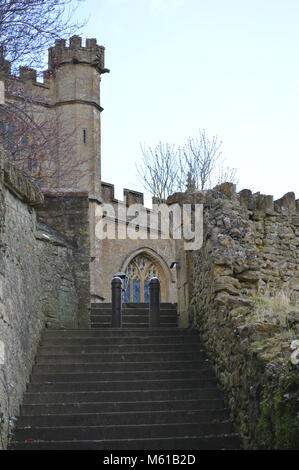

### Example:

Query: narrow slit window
xmin=83 ymin=129 xmax=87 ymax=144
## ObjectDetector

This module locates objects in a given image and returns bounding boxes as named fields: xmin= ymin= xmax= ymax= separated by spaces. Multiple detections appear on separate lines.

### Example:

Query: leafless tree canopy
xmin=181 ymin=130 xmax=222 ymax=190
xmin=137 ymin=142 xmax=184 ymax=202
xmin=0 ymin=0 xmax=88 ymax=188
xmin=0 ymin=0 xmax=84 ymax=72
xmin=137 ymin=129 xmax=237 ymax=200
xmin=0 ymin=98 xmax=85 ymax=188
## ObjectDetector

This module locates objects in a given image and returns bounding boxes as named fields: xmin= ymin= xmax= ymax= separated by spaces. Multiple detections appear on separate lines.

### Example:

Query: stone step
xmin=90 ymin=319 xmax=178 ymax=326
xmin=10 ymin=326 xmax=241 ymax=451
xmin=32 ymin=359 xmax=210 ymax=374
xmin=90 ymin=320 xmax=178 ymax=326
xmin=91 ymin=303 xmax=176 ymax=309
xmin=17 ymin=408 xmax=230 ymax=427
xmin=91 ymin=323 xmax=177 ymax=329
xmin=27 ymin=377 xmax=217 ymax=393
xmin=10 ymin=434 xmax=241 ymax=450
xmin=90 ymin=305 xmax=178 ymax=328
xmin=41 ymin=335 xmax=200 ymax=346
xmin=37 ymin=343 xmax=203 ymax=354
xmin=13 ymin=421 xmax=235 ymax=442
xmin=90 ymin=310 xmax=178 ymax=328
xmin=42 ymin=328 xmax=196 ymax=338
xmin=90 ymin=314 xmax=177 ymax=322
xmin=90 ymin=309 xmax=177 ymax=315
xmin=21 ymin=398 xmax=227 ymax=416
xmin=35 ymin=351 xmax=207 ymax=363
xmin=30 ymin=369 xmax=214 ymax=383
xmin=22 ymin=387 xmax=222 ymax=404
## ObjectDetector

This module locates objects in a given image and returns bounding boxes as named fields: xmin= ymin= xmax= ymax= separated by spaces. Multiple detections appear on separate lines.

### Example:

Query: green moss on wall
xmin=258 ymin=374 xmax=299 ymax=449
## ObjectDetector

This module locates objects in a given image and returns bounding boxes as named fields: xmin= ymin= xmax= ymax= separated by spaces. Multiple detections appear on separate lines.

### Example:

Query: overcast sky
xmin=74 ymin=0 xmax=299 ymax=204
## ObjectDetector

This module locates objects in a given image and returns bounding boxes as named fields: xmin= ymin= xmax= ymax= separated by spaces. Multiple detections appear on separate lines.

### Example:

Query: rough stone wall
xmin=171 ymin=183 xmax=299 ymax=448
xmin=36 ymin=221 xmax=79 ymax=329
xmin=36 ymin=192 xmax=90 ymax=328
xmin=0 ymin=155 xmax=86 ymax=448
xmin=0 ymin=157 xmax=44 ymax=449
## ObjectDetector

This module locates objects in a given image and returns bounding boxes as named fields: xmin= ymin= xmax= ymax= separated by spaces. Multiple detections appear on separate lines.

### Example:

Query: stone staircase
xmin=90 ymin=302 xmax=178 ymax=328
xmin=9 ymin=326 xmax=241 ymax=450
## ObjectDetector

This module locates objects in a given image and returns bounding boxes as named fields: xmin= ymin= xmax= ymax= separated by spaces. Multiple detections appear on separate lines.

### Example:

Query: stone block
xmin=214 ymin=275 xmax=240 ymax=295
xmin=239 ymin=189 xmax=253 ymax=210
xmin=213 ymin=182 xmax=236 ymax=199
xmin=275 ymin=192 xmax=296 ymax=215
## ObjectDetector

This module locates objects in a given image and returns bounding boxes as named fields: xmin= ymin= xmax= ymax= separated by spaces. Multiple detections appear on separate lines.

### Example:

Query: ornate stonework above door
xmin=124 ymin=253 xmax=167 ymax=302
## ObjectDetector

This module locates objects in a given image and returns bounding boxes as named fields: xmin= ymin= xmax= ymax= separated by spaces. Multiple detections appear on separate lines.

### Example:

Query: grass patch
xmin=249 ymin=289 xmax=297 ymax=328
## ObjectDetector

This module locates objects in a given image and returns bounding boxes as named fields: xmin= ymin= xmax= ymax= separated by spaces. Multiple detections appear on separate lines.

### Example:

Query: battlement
xmin=102 ymin=182 xmax=299 ymax=217
xmin=48 ymin=35 xmax=110 ymax=74
xmin=0 ymin=35 xmax=109 ymax=88
xmin=101 ymin=182 xmax=146 ymax=206
xmin=238 ymin=188 xmax=299 ymax=216
xmin=0 ymin=57 xmax=51 ymax=89
xmin=123 ymin=188 xmax=144 ymax=206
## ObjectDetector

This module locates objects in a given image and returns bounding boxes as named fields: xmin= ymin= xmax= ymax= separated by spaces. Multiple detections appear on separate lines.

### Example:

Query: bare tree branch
xmin=181 ymin=129 xmax=223 ymax=190
xmin=136 ymin=142 xmax=184 ymax=202
xmin=0 ymin=1 xmax=93 ymax=189
xmin=0 ymin=0 xmax=85 ymax=73
xmin=136 ymin=129 xmax=237 ymax=199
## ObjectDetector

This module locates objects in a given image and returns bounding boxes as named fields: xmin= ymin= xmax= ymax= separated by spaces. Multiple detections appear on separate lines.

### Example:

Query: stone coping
xmin=0 ymin=152 xmax=43 ymax=206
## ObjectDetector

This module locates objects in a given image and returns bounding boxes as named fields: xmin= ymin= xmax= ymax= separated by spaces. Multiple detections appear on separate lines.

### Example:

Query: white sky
xmin=74 ymin=0 xmax=299 ymax=203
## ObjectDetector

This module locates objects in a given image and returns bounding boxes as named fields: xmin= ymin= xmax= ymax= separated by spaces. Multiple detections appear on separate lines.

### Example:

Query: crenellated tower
xmin=1 ymin=36 xmax=111 ymax=303
xmin=47 ymin=35 xmax=109 ymax=195
xmin=1 ymin=35 xmax=109 ymax=196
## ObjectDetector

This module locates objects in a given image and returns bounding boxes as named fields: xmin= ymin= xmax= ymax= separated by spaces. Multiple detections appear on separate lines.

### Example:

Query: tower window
xmin=83 ymin=129 xmax=87 ymax=144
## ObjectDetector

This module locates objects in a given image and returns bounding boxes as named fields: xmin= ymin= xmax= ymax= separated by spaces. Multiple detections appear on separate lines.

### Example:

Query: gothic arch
xmin=120 ymin=247 xmax=173 ymax=302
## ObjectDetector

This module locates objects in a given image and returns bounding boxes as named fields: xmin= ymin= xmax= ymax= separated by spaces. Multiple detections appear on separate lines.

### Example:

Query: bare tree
xmin=136 ymin=129 xmax=237 ymax=199
xmin=136 ymin=142 xmax=184 ymax=202
xmin=0 ymin=0 xmax=84 ymax=73
xmin=209 ymin=165 xmax=237 ymax=188
xmin=0 ymin=99 xmax=90 ymax=189
xmin=0 ymin=1 xmax=90 ymax=188
xmin=181 ymin=129 xmax=223 ymax=190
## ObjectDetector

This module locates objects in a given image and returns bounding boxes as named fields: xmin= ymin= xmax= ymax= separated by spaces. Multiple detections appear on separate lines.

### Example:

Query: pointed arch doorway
xmin=123 ymin=253 xmax=166 ymax=303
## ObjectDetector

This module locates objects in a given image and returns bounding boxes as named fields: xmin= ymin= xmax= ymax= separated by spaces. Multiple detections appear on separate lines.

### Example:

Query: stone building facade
xmin=1 ymin=36 xmax=178 ymax=312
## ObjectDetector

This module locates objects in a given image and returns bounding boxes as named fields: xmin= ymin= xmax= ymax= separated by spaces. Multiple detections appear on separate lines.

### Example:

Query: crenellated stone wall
xmin=93 ymin=182 xmax=178 ymax=303
xmin=1 ymin=35 xmax=109 ymax=195
xmin=170 ymin=183 xmax=299 ymax=449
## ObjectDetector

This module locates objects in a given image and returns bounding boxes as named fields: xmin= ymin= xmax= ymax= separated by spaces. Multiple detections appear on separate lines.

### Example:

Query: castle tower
xmin=47 ymin=35 xmax=109 ymax=196
xmin=46 ymin=36 xmax=110 ymax=303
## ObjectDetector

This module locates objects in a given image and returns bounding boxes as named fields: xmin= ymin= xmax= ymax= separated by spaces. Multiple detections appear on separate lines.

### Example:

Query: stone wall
xmin=35 ymin=221 xmax=80 ymax=329
xmin=0 ymin=157 xmax=44 ymax=448
xmin=36 ymin=192 xmax=90 ymax=328
xmin=0 ymin=155 xmax=87 ymax=448
xmin=171 ymin=183 xmax=299 ymax=449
